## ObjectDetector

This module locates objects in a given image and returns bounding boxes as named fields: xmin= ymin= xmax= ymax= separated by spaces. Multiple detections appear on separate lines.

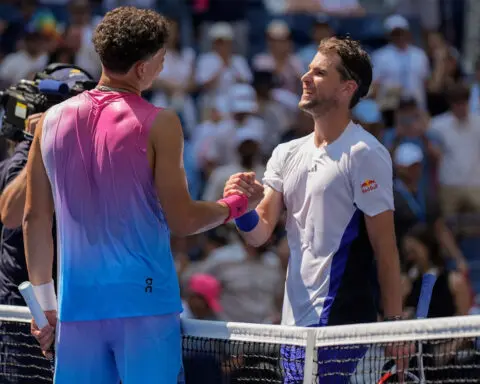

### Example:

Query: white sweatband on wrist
xmin=32 ymin=281 xmax=57 ymax=311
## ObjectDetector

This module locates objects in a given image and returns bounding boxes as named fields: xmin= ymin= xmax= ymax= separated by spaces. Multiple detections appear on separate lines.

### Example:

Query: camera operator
xmin=0 ymin=113 xmax=42 ymax=305
xmin=0 ymin=63 xmax=95 ymax=384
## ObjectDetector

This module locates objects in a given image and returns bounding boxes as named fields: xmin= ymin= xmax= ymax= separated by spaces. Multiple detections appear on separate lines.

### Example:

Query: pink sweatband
xmin=218 ymin=194 xmax=249 ymax=223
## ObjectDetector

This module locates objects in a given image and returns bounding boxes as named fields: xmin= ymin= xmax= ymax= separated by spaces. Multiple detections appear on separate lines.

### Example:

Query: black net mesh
xmin=0 ymin=319 xmax=52 ymax=384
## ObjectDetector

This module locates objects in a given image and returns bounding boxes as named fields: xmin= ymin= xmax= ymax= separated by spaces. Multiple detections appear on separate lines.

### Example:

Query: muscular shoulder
xmin=346 ymin=124 xmax=391 ymax=165
xmin=148 ymin=109 xmax=184 ymax=158
xmin=149 ymin=109 xmax=182 ymax=137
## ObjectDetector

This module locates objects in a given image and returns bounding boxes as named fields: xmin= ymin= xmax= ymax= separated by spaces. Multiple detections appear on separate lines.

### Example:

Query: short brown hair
xmin=93 ymin=7 xmax=170 ymax=74
xmin=318 ymin=37 xmax=372 ymax=108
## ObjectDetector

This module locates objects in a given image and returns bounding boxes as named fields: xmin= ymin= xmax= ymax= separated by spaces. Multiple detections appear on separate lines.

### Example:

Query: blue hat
xmin=35 ymin=63 xmax=94 ymax=89
xmin=47 ymin=67 xmax=93 ymax=88
xmin=352 ymin=99 xmax=382 ymax=124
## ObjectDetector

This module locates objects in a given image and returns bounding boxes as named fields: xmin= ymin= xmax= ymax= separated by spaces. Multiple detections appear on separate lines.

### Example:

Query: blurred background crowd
xmin=1 ymin=0 xmax=480 ymax=327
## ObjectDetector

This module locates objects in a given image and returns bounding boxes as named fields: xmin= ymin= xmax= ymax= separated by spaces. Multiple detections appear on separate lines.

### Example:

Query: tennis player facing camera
xmin=225 ymin=37 xmax=412 ymax=383
xmin=23 ymin=7 xmax=260 ymax=384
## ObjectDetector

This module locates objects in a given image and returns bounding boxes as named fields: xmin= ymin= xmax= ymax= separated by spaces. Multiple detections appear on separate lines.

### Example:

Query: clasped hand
xmin=224 ymin=172 xmax=264 ymax=212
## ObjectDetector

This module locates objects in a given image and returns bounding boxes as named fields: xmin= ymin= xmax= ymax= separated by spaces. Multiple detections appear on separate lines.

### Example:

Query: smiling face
xmin=299 ymin=51 xmax=357 ymax=116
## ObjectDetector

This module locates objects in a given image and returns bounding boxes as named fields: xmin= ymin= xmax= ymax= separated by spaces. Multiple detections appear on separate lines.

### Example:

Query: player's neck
xmin=312 ymin=113 xmax=351 ymax=147
xmin=97 ymin=73 xmax=142 ymax=96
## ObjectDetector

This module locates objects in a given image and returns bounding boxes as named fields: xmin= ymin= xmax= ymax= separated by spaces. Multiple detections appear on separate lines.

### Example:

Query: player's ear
xmin=134 ymin=61 xmax=147 ymax=81
xmin=342 ymin=80 xmax=358 ymax=100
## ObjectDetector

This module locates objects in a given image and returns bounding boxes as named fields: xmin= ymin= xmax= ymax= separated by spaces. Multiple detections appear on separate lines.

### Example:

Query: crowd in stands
xmin=1 ymin=0 xmax=480 ymax=328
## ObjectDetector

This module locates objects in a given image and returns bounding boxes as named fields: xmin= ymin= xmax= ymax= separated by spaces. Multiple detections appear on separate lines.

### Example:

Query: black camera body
xmin=0 ymin=63 xmax=97 ymax=142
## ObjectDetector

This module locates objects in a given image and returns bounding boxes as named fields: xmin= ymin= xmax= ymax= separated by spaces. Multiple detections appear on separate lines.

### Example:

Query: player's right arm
xmin=224 ymin=144 xmax=286 ymax=247
xmin=150 ymin=109 xmax=257 ymax=236
xmin=225 ymin=181 xmax=283 ymax=247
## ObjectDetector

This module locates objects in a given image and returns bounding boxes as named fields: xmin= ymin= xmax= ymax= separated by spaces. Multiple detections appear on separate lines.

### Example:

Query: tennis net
xmin=1 ymin=305 xmax=480 ymax=383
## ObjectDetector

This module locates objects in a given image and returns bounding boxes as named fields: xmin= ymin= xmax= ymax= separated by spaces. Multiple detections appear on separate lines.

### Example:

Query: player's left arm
xmin=353 ymin=145 xmax=402 ymax=319
xmin=23 ymin=113 xmax=55 ymax=295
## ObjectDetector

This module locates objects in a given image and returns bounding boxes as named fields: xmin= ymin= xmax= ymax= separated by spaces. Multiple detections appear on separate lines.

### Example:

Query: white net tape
xmin=2 ymin=305 xmax=480 ymax=384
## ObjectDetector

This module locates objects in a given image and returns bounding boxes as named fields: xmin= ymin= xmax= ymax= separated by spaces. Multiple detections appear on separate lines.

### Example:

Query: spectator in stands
xmin=383 ymin=98 xmax=441 ymax=195
xmin=66 ymin=0 xmax=101 ymax=79
xmin=0 ymin=0 xmax=38 ymax=58
xmin=0 ymin=113 xmax=53 ymax=383
xmin=183 ymin=273 xmax=223 ymax=321
xmin=197 ymin=235 xmax=283 ymax=323
xmin=351 ymin=98 xmax=384 ymax=140
xmin=48 ymin=24 xmax=82 ymax=65
xmin=150 ymin=16 xmax=197 ymax=136
xmin=298 ymin=14 xmax=334 ymax=72
xmin=392 ymin=143 xmax=468 ymax=273
xmin=211 ymin=83 xmax=266 ymax=166
xmin=181 ymin=272 xmax=224 ymax=383
xmin=202 ymin=127 xmax=265 ymax=202
xmin=425 ymin=31 xmax=464 ymax=117
xmin=403 ymin=224 xmax=470 ymax=318
xmin=192 ymin=97 xmax=230 ymax=177
xmin=0 ymin=20 xmax=51 ymax=87
xmin=195 ymin=22 xmax=252 ymax=119
xmin=284 ymin=0 xmax=365 ymax=17
xmin=254 ymin=70 xmax=293 ymax=150
xmin=430 ymin=84 xmax=480 ymax=218
xmin=194 ymin=0 xmax=249 ymax=57
xmin=401 ymin=224 xmax=480 ymax=382
xmin=390 ymin=0 xmax=441 ymax=32
xmin=0 ymin=115 xmax=40 ymax=306
xmin=252 ymin=20 xmax=303 ymax=95
xmin=371 ymin=15 xmax=430 ymax=127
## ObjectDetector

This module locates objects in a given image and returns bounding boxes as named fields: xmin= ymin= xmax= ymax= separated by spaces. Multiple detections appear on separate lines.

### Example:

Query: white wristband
xmin=32 ymin=281 xmax=57 ymax=311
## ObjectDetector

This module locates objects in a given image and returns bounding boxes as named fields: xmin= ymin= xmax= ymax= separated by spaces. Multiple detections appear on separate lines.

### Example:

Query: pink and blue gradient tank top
xmin=41 ymin=89 xmax=182 ymax=322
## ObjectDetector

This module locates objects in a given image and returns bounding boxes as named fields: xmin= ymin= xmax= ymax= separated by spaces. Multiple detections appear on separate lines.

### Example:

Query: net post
xmin=303 ymin=329 xmax=316 ymax=384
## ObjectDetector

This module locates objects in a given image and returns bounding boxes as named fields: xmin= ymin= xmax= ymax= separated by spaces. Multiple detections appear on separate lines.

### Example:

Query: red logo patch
xmin=361 ymin=179 xmax=378 ymax=193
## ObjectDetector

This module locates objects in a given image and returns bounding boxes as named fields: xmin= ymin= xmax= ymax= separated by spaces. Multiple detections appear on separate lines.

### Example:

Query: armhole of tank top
xmin=140 ymin=107 xmax=163 ymax=157
xmin=144 ymin=107 xmax=163 ymax=133
xmin=141 ymin=107 xmax=163 ymax=140
xmin=40 ymin=107 xmax=53 ymax=152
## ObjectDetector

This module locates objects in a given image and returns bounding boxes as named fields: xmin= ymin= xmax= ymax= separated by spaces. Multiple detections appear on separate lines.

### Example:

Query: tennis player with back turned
xmin=224 ymin=37 xmax=413 ymax=383
xmin=23 ymin=7 xmax=260 ymax=384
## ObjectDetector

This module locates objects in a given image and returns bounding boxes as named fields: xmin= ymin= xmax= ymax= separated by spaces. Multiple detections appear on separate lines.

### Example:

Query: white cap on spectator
xmin=235 ymin=127 xmax=263 ymax=146
xmin=229 ymin=84 xmax=258 ymax=113
xmin=267 ymin=20 xmax=290 ymax=39
xmin=384 ymin=15 xmax=409 ymax=32
xmin=209 ymin=22 xmax=234 ymax=41
xmin=394 ymin=143 xmax=424 ymax=167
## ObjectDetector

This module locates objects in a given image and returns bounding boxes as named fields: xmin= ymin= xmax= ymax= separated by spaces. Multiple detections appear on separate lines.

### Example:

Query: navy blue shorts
xmin=281 ymin=342 xmax=367 ymax=383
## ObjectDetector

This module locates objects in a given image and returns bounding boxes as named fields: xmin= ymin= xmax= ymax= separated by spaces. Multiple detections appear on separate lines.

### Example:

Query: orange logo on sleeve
xmin=361 ymin=179 xmax=378 ymax=193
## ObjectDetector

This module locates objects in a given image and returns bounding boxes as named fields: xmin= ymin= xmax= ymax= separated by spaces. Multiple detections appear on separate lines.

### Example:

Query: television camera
xmin=0 ymin=63 xmax=97 ymax=142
